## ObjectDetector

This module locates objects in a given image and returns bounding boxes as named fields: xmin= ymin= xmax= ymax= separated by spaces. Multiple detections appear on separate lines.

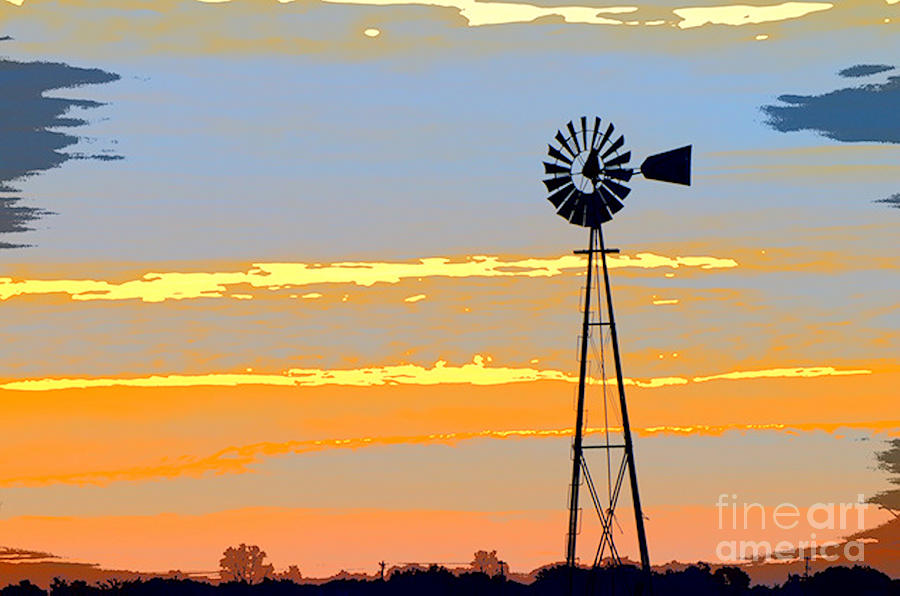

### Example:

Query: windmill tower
xmin=542 ymin=116 xmax=691 ymax=574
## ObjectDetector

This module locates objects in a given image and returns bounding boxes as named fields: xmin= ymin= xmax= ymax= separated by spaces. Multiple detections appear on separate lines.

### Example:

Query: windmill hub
xmin=569 ymin=152 xmax=598 ymax=194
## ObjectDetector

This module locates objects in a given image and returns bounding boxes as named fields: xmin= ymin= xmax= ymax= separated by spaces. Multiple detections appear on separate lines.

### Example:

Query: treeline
xmin=1 ymin=564 xmax=896 ymax=596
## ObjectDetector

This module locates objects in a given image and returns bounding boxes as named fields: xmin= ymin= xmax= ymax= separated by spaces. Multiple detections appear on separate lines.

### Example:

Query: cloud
xmin=318 ymin=0 xmax=835 ymax=29
xmin=3 ymin=420 xmax=895 ymax=486
xmin=691 ymin=366 xmax=871 ymax=383
xmin=673 ymin=1 xmax=832 ymax=29
xmin=0 ymin=58 xmax=119 ymax=248
xmin=0 ymin=357 xmax=870 ymax=392
xmin=762 ymin=71 xmax=900 ymax=143
xmin=0 ymin=252 xmax=737 ymax=303
xmin=874 ymin=193 xmax=900 ymax=208
xmin=280 ymin=0 xmax=637 ymax=27
xmin=838 ymin=64 xmax=895 ymax=78
xmin=0 ymin=547 xmax=58 ymax=562
xmin=0 ymin=197 xmax=51 ymax=249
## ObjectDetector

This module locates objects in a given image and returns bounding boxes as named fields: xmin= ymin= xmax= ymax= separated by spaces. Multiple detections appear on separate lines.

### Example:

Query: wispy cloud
xmin=3 ymin=420 xmax=895 ymax=487
xmin=0 ymin=58 xmax=119 ymax=248
xmin=838 ymin=64 xmax=895 ymax=78
xmin=0 ymin=253 xmax=737 ymax=304
xmin=691 ymin=366 xmax=871 ymax=383
xmin=673 ymin=1 xmax=832 ymax=29
xmin=763 ymin=71 xmax=900 ymax=143
xmin=0 ymin=357 xmax=870 ymax=392
xmin=319 ymin=0 xmax=637 ymax=26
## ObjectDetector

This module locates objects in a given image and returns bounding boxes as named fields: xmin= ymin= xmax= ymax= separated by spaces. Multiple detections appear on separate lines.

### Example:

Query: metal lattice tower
xmin=541 ymin=115 xmax=692 ymax=578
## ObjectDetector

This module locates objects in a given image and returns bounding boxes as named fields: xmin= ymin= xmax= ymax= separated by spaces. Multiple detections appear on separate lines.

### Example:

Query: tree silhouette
xmin=470 ymin=550 xmax=503 ymax=577
xmin=872 ymin=438 xmax=900 ymax=513
xmin=218 ymin=544 xmax=274 ymax=584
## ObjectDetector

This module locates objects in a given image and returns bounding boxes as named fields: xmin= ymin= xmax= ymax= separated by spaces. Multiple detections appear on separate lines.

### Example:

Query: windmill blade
xmin=602 ymin=168 xmax=633 ymax=182
xmin=581 ymin=116 xmax=588 ymax=150
xmin=567 ymin=121 xmax=582 ymax=153
xmin=589 ymin=116 xmax=602 ymax=150
xmin=555 ymin=132 xmax=576 ymax=159
xmin=556 ymin=192 xmax=580 ymax=220
xmin=597 ymin=122 xmax=614 ymax=152
xmin=640 ymin=145 xmax=692 ymax=186
xmin=599 ymin=186 xmax=625 ymax=214
xmin=544 ymin=161 xmax=570 ymax=175
xmin=547 ymin=184 xmax=575 ymax=208
xmin=604 ymin=151 xmax=631 ymax=168
xmin=601 ymin=178 xmax=631 ymax=201
xmin=601 ymin=134 xmax=625 ymax=160
xmin=543 ymin=176 xmax=571 ymax=192
xmin=568 ymin=196 xmax=589 ymax=226
xmin=586 ymin=195 xmax=612 ymax=227
xmin=548 ymin=145 xmax=573 ymax=165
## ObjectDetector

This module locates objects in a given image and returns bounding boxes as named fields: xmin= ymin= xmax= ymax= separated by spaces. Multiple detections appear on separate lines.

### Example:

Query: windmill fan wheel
xmin=543 ymin=116 xmax=633 ymax=228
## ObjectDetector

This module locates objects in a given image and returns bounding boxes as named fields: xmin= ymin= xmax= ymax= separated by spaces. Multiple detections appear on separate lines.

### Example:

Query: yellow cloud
xmin=0 ymin=252 xmax=737 ymax=304
xmin=692 ymin=366 xmax=871 ymax=383
xmin=673 ymin=1 xmax=833 ymax=29
xmin=318 ymin=0 xmax=637 ymax=26
xmin=404 ymin=294 xmax=427 ymax=303
xmin=0 ymin=357 xmax=870 ymax=392
xmin=0 ymin=356 xmax=570 ymax=391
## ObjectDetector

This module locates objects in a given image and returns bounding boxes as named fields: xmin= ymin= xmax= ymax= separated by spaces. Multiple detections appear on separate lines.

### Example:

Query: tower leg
xmin=597 ymin=225 xmax=651 ymax=574
xmin=565 ymin=227 xmax=595 ymax=567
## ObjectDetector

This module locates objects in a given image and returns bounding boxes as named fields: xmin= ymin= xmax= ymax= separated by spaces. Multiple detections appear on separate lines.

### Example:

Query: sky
xmin=0 ymin=0 xmax=898 ymax=579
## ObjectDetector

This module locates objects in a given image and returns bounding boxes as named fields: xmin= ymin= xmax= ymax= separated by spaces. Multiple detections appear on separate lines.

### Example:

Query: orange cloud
xmin=1 ymin=369 xmax=896 ymax=487
xmin=5 ymin=421 xmax=897 ymax=487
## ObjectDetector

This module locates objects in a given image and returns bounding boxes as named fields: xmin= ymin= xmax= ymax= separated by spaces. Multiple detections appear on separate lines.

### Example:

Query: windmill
xmin=542 ymin=116 xmax=691 ymax=576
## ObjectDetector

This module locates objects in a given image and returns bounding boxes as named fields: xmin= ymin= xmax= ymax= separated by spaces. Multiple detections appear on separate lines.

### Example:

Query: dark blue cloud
xmin=838 ymin=64 xmax=895 ymax=78
xmin=0 ymin=57 xmax=119 ymax=248
xmin=761 ymin=70 xmax=900 ymax=143
xmin=874 ymin=193 xmax=900 ymax=209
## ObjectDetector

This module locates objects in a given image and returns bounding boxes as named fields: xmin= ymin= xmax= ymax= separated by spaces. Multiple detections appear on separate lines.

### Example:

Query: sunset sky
xmin=0 ymin=0 xmax=898 ymax=579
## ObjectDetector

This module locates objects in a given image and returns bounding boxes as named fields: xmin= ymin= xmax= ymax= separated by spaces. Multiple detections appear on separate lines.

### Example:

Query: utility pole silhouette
xmin=379 ymin=561 xmax=386 ymax=581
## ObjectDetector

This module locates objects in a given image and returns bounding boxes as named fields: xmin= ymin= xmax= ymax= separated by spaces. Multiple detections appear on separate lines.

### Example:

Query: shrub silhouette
xmin=0 ymin=580 xmax=46 ymax=596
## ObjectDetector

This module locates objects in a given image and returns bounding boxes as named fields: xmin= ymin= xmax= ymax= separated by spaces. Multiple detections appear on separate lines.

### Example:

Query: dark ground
xmin=1 ymin=564 xmax=897 ymax=596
